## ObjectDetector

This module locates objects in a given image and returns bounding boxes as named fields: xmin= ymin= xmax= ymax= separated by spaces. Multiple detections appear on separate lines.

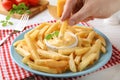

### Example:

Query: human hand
xmin=61 ymin=0 xmax=120 ymax=25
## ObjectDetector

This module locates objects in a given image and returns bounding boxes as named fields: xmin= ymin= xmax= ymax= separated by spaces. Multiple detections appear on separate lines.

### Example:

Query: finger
xmin=72 ymin=0 xmax=83 ymax=14
xmin=81 ymin=16 xmax=94 ymax=22
xmin=69 ymin=5 xmax=92 ymax=26
xmin=61 ymin=0 xmax=77 ymax=21
xmin=82 ymin=18 xmax=94 ymax=22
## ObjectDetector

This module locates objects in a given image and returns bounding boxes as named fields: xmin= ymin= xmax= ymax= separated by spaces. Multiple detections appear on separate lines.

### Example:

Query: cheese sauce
xmin=47 ymin=32 xmax=76 ymax=48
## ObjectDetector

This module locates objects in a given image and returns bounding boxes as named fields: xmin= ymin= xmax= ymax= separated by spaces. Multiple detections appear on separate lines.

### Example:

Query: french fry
xmin=39 ymin=25 xmax=50 ymax=39
xmin=76 ymin=31 xmax=89 ymax=38
xmin=22 ymin=45 xmax=31 ymax=53
xmin=15 ymin=47 xmax=30 ymax=57
xmin=37 ymin=49 xmax=69 ymax=60
xmin=73 ymin=26 xmax=93 ymax=31
xmin=37 ymin=40 xmax=47 ymax=50
xmin=77 ymin=37 xmax=82 ymax=47
xmin=67 ymin=26 xmax=77 ymax=34
xmin=75 ymin=47 xmax=90 ymax=56
xmin=78 ymin=53 xmax=97 ymax=71
xmin=94 ymin=49 xmax=101 ymax=60
xmin=30 ymin=29 xmax=40 ymax=40
xmin=24 ymin=34 xmax=40 ymax=60
xmin=87 ymin=31 xmax=96 ymax=43
xmin=27 ymin=29 xmax=36 ymax=35
xmin=27 ymin=23 xmax=50 ymax=36
xmin=28 ymin=61 xmax=58 ymax=74
xmin=45 ymin=21 xmax=60 ymax=36
xmin=69 ymin=53 xmax=77 ymax=72
xmin=58 ymin=48 xmax=75 ymax=55
xmin=13 ymin=40 xmax=23 ymax=47
xmin=56 ymin=66 xmax=68 ymax=74
xmin=58 ymin=20 xmax=68 ymax=38
xmin=22 ymin=55 xmax=32 ymax=64
xmin=35 ymin=22 xmax=50 ymax=30
xmin=101 ymin=45 xmax=106 ymax=53
xmin=81 ymin=39 xmax=91 ymax=47
xmin=74 ymin=56 xmax=81 ymax=65
xmin=35 ymin=59 xmax=68 ymax=68
xmin=95 ymin=34 xmax=106 ymax=46
xmin=82 ymin=39 xmax=101 ymax=60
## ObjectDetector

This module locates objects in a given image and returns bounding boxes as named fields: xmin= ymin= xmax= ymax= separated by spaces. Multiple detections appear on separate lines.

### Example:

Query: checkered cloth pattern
xmin=0 ymin=20 xmax=120 ymax=80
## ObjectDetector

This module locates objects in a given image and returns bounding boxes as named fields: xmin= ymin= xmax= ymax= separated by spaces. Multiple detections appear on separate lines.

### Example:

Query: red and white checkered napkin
xmin=0 ymin=20 xmax=120 ymax=80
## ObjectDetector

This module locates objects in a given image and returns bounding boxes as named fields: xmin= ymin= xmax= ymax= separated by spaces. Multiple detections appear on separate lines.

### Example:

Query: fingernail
xmin=69 ymin=20 xmax=76 ymax=26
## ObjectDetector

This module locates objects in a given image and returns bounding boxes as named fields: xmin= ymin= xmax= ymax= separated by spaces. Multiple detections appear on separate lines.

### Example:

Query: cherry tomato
xmin=15 ymin=0 xmax=29 ymax=6
xmin=2 ymin=0 xmax=14 ymax=11
xmin=2 ymin=0 xmax=16 ymax=3
xmin=10 ymin=0 xmax=18 ymax=4
xmin=28 ymin=0 xmax=39 ymax=7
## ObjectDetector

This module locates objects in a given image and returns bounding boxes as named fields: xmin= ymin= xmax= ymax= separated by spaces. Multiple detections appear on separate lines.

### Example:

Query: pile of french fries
xmin=13 ymin=21 xmax=106 ymax=74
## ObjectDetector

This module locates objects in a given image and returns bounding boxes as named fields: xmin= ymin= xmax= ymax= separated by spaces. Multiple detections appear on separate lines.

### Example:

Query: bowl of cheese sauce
xmin=45 ymin=31 xmax=78 ymax=50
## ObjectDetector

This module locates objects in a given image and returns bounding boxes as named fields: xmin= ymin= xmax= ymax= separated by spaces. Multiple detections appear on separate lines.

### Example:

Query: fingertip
xmin=60 ymin=15 xmax=65 ymax=21
xmin=68 ymin=19 xmax=76 ymax=26
xmin=61 ymin=12 xmax=71 ymax=21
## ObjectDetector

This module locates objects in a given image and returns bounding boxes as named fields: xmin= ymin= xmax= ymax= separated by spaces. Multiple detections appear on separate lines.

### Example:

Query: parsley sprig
xmin=0 ymin=14 xmax=13 ymax=26
xmin=0 ymin=3 xmax=31 ymax=27
xmin=10 ymin=3 xmax=31 ymax=15
xmin=45 ymin=31 xmax=59 ymax=40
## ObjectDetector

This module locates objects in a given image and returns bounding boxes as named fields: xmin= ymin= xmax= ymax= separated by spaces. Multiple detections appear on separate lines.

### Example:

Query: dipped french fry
xmin=58 ymin=20 xmax=68 ymax=38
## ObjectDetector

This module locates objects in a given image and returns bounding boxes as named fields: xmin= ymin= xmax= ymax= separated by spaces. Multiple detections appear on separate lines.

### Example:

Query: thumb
xmin=61 ymin=0 xmax=78 ymax=21
xmin=69 ymin=6 xmax=91 ymax=26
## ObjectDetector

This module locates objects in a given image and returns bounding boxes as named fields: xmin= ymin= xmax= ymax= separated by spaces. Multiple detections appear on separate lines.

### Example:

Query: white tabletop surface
xmin=0 ymin=0 xmax=120 ymax=80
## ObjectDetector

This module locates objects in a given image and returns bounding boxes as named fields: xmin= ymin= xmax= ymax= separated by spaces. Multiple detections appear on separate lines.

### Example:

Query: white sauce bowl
xmin=45 ymin=32 xmax=78 ymax=50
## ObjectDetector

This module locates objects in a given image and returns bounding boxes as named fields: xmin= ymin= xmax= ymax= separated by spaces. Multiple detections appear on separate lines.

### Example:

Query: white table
xmin=0 ymin=0 xmax=120 ymax=80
